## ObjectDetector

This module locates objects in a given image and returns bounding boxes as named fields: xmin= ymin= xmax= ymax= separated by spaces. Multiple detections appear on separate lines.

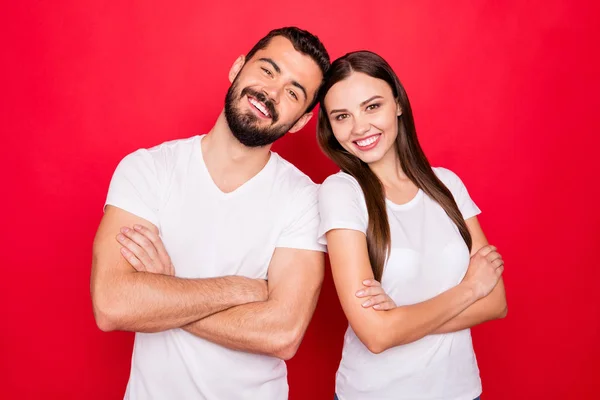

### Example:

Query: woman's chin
xmin=356 ymin=153 xmax=384 ymax=165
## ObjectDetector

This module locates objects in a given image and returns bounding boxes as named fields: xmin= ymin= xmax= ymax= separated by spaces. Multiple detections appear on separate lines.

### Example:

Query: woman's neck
xmin=369 ymin=147 xmax=410 ymax=188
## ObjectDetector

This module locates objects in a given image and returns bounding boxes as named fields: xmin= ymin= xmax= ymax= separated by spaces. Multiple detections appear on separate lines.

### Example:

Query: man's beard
xmin=224 ymin=80 xmax=294 ymax=147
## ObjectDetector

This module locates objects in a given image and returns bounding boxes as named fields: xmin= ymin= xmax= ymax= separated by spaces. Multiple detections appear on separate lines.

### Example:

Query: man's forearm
xmin=182 ymin=299 xmax=303 ymax=360
xmin=93 ymin=272 xmax=264 ymax=333
xmin=181 ymin=249 xmax=324 ymax=360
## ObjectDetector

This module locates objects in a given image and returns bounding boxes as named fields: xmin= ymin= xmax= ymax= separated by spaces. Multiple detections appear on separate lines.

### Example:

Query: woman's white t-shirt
xmin=318 ymin=167 xmax=482 ymax=400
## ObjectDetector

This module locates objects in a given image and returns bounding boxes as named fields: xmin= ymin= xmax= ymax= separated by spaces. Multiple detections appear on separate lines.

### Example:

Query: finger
xmin=495 ymin=264 xmax=505 ymax=277
xmin=120 ymin=246 xmax=146 ymax=272
xmin=362 ymin=279 xmax=381 ymax=287
xmin=356 ymin=286 xmax=385 ymax=298
xmin=486 ymin=251 xmax=503 ymax=263
xmin=477 ymin=245 xmax=497 ymax=257
xmin=121 ymin=227 xmax=160 ymax=260
xmin=117 ymin=233 xmax=155 ymax=271
xmin=373 ymin=301 xmax=396 ymax=311
xmin=492 ymin=258 xmax=505 ymax=269
xmin=133 ymin=225 xmax=172 ymax=267
xmin=169 ymin=263 xmax=176 ymax=276
xmin=363 ymin=294 xmax=389 ymax=307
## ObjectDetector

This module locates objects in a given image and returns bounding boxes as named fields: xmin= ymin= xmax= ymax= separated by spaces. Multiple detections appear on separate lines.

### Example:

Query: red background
xmin=2 ymin=1 xmax=599 ymax=399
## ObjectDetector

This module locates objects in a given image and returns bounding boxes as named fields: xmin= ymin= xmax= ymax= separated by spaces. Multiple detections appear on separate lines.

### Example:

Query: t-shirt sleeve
xmin=104 ymin=149 xmax=161 ymax=228
xmin=317 ymin=174 xmax=369 ymax=246
xmin=276 ymin=183 xmax=327 ymax=253
xmin=434 ymin=167 xmax=481 ymax=220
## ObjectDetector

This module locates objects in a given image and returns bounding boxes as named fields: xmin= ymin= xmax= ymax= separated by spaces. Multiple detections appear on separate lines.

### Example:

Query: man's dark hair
xmin=245 ymin=27 xmax=330 ymax=112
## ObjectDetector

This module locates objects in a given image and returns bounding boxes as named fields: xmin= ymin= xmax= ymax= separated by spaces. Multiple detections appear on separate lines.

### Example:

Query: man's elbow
xmin=94 ymin=310 xmax=117 ymax=332
xmin=274 ymin=343 xmax=299 ymax=361
xmin=272 ymin=327 xmax=305 ymax=361
xmin=91 ymin=289 xmax=127 ymax=332
xmin=92 ymin=299 xmax=119 ymax=332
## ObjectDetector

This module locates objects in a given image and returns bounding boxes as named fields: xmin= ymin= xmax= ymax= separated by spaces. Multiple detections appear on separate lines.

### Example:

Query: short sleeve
xmin=317 ymin=173 xmax=369 ymax=246
xmin=276 ymin=183 xmax=327 ymax=253
xmin=104 ymin=149 xmax=161 ymax=227
xmin=434 ymin=167 xmax=481 ymax=220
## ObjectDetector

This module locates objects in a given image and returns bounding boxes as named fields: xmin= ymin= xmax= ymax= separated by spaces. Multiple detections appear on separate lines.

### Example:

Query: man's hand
xmin=116 ymin=224 xmax=269 ymax=300
xmin=116 ymin=224 xmax=175 ymax=275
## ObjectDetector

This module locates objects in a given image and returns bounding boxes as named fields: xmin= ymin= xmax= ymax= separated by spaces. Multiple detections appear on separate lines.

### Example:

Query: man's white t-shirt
xmin=104 ymin=135 xmax=325 ymax=400
xmin=318 ymin=168 xmax=482 ymax=400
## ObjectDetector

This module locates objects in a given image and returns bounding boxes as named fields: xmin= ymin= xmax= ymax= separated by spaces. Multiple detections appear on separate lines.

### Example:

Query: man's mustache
xmin=240 ymin=87 xmax=279 ymax=122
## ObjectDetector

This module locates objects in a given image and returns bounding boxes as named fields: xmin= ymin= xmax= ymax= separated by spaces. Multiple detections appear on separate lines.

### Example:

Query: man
xmin=91 ymin=27 xmax=330 ymax=399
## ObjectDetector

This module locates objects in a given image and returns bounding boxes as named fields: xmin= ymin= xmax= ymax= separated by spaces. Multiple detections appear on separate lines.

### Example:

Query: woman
xmin=317 ymin=51 xmax=507 ymax=400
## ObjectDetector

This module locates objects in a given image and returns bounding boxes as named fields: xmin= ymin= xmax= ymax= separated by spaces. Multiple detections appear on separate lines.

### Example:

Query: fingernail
xmin=363 ymin=280 xmax=371 ymax=285
xmin=362 ymin=300 xmax=371 ymax=307
xmin=121 ymin=227 xmax=130 ymax=233
xmin=120 ymin=247 xmax=128 ymax=255
xmin=117 ymin=234 xmax=125 ymax=241
xmin=373 ymin=304 xmax=381 ymax=309
xmin=356 ymin=290 xmax=365 ymax=296
xmin=134 ymin=225 xmax=141 ymax=230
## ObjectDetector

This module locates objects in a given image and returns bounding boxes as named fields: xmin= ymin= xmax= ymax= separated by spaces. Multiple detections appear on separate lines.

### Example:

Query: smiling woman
xmin=327 ymin=91 xmax=396 ymax=157
xmin=316 ymin=51 xmax=506 ymax=400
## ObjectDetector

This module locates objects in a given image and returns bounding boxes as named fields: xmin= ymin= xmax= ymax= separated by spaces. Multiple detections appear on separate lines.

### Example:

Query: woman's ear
xmin=396 ymin=100 xmax=403 ymax=117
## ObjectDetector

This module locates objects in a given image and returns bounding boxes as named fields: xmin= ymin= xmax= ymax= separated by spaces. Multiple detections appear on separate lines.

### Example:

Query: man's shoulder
xmin=118 ymin=135 xmax=200 ymax=172
xmin=270 ymin=152 xmax=318 ymax=190
xmin=145 ymin=135 xmax=200 ymax=159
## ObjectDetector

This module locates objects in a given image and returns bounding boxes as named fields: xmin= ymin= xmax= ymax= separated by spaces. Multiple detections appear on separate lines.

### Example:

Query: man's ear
xmin=229 ymin=55 xmax=246 ymax=83
xmin=288 ymin=112 xmax=314 ymax=133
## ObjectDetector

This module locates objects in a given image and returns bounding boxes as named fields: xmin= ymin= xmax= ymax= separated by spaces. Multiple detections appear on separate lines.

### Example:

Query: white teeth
xmin=249 ymin=98 xmax=270 ymax=117
xmin=356 ymin=135 xmax=379 ymax=147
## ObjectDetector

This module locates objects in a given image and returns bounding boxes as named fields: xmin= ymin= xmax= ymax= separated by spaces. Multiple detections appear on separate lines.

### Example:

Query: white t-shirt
xmin=318 ymin=168 xmax=482 ymax=400
xmin=104 ymin=135 xmax=325 ymax=400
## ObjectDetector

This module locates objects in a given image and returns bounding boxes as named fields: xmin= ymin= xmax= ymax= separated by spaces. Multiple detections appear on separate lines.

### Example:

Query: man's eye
xmin=262 ymin=68 xmax=273 ymax=77
xmin=289 ymin=90 xmax=298 ymax=100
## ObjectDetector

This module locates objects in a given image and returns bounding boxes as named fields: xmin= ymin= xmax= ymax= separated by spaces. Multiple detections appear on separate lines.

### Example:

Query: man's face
xmin=225 ymin=36 xmax=323 ymax=147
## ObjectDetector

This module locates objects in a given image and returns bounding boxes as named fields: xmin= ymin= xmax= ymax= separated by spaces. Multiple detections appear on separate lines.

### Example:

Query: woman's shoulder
xmin=432 ymin=166 xmax=466 ymax=189
xmin=321 ymin=171 xmax=362 ymax=192
xmin=432 ymin=166 xmax=459 ymax=183
xmin=318 ymin=172 xmax=369 ymax=227
xmin=319 ymin=171 xmax=366 ymax=204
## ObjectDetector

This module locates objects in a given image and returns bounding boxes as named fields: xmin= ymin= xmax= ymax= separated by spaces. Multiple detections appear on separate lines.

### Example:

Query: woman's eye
xmin=335 ymin=114 xmax=349 ymax=121
xmin=366 ymin=103 xmax=380 ymax=111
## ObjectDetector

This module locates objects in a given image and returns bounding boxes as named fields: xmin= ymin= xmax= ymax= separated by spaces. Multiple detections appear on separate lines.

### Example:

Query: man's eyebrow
xmin=259 ymin=58 xmax=307 ymax=101
xmin=291 ymin=81 xmax=307 ymax=101
xmin=259 ymin=58 xmax=280 ymax=74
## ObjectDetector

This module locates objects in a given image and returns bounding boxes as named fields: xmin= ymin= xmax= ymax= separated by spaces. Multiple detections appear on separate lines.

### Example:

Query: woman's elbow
xmin=364 ymin=339 xmax=387 ymax=355
xmin=497 ymin=304 xmax=508 ymax=319
xmin=359 ymin=328 xmax=393 ymax=354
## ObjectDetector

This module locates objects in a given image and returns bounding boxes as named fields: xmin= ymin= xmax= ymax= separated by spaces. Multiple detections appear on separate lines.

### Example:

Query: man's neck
xmin=201 ymin=110 xmax=272 ymax=193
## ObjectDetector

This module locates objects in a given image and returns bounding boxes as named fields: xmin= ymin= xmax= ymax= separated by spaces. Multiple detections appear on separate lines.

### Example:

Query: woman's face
xmin=324 ymin=72 xmax=401 ymax=165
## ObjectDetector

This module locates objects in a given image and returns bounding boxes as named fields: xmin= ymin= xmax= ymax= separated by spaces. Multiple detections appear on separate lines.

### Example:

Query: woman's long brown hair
xmin=317 ymin=51 xmax=472 ymax=282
